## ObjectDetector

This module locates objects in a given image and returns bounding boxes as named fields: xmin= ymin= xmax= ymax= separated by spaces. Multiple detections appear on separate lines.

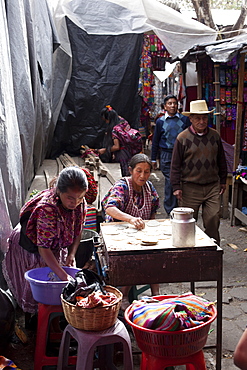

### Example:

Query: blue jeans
xmin=160 ymin=150 xmax=177 ymax=215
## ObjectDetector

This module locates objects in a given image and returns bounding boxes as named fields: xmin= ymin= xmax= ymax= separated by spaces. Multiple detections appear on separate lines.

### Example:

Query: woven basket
xmin=61 ymin=285 xmax=122 ymax=331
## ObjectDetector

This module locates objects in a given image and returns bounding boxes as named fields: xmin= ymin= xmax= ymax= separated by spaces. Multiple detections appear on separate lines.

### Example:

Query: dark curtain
xmin=50 ymin=18 xmax=143 ymax=158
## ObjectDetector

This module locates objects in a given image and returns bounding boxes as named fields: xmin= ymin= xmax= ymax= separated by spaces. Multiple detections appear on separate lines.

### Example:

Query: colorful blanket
xmin=0 ymin=356 xmax=21 ymax=369
xmin=129 ymin=292 xmax=215 ymax=331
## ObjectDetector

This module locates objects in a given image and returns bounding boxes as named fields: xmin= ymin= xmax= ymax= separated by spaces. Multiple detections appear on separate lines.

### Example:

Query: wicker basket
xmin=61 ymin=285 xmax=123 ymax=331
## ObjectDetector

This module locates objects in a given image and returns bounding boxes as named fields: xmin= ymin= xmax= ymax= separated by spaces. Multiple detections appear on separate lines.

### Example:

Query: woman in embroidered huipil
xmin=98 ymin=105 xmax=142 ymax=177
xmin=3 ymin=167 xmax=88 ymax=314
xmin=102 ymin=153 xmax=160 ymax=310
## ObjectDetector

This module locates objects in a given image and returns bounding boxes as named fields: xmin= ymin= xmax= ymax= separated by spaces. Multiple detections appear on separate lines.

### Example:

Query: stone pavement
xmin=3 ymin=153 xmax=247 ymax=369
xmin=144 ymin=165 xmax=247 ymax=369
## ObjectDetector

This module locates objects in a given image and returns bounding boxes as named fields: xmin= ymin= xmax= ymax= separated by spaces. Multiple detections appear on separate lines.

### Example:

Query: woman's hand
xmin=65 ymin=254 xmax=76 ymax=267
xmin=98 ymin=148 xmax=106 ymax=155
xmin=129 ymin=216 xmax=145 ymax=230
xmin=111 ymin=138 xmax=120 ymax=152
xmin=66 ymin=233 xmax=81 ymax=267
xmin=106 ymin=207 xmax=145 ymax=230
xmin=38 ymin=247 xmax=69 ymax=281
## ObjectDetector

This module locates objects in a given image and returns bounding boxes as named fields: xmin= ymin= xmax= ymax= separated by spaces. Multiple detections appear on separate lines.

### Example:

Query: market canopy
xmin=176 ymin=32 xmax=247 ymax=63
xmin=50 ymin=0 xmax=218 ymax=157
xmin=53 ymin=0 xmax=217 ymax=59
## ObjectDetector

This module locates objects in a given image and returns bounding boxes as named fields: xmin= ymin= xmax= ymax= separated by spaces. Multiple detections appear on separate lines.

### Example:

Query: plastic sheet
xmin=53 ymin=0 xmax=217 ymax=58
xmin=50 ymin=19 xmax=143 ymax=157
xmin=205 ymin=32 xmax=247 ymax=63
xmin=0 ymin=0 xmax=58 ymax=229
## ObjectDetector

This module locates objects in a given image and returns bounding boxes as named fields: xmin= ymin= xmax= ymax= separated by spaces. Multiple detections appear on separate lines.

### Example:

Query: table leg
xmin=190 ymin=281 xmax=195 ymax=294
xmin=216 ymin=268 xmax=223 ymax=369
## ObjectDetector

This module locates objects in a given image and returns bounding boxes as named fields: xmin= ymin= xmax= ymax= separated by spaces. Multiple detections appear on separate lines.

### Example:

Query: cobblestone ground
xmin=4 ymin=154 xmax=247 ymax=369
xmin=146 ymin=164 xmax=247 ymax=370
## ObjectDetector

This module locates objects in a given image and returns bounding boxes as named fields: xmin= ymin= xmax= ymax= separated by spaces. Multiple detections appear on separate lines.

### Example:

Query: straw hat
xmin=182 ymin=100 xmax=215 ymax=116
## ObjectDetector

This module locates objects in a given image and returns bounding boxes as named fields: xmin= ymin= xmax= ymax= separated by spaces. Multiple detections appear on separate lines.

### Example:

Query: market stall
xmin=98 ymin=219 xmax=223 ymax=370
xmin=178 ymin=34 xmax=247 ymax=219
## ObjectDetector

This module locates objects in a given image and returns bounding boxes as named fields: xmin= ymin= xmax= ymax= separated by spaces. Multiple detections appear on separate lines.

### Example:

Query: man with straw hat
xmin=170 ymin=100 xmax=227 ymax=245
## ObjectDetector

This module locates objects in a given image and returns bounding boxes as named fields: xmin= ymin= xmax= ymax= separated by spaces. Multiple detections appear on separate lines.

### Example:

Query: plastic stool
xmin=141 ymin=350 xmax=206 ymax=370
xmin=57 ymin=319 xmax=133 ymax=370
xmin=34 ymin=303 xmax=76 ymax=370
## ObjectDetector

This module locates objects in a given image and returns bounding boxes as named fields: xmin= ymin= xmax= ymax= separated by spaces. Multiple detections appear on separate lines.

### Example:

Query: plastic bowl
xmin=24 ymin=266 xmax=80 ymax=305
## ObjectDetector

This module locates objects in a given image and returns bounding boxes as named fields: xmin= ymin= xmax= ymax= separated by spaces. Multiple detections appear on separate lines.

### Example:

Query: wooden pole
xmin=196 ymin=62 xmax=202 ymax=99
xmin=230 ymin=52 xmax=246 ymax=225
xmin=233 ymin=52 xmax=246 ymax=170
xmin=213 ymin=64 xmax=221 ymax=133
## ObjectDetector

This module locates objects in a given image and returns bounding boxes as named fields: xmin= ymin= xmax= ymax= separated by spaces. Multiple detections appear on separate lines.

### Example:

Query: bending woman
xmin=102 ymin=153 xmax=160 ymax=310
xmin=98 ymin=105 xmax=142 ymax=176
xmin=2 ymin=167 xmax=88 ymax=314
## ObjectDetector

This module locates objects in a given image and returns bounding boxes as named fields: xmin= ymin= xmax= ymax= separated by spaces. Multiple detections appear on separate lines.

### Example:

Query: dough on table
xmin=141 ymin=236 xmax=158 ymax=245
xmin=146 ymin=220 xmax=160 ymax=227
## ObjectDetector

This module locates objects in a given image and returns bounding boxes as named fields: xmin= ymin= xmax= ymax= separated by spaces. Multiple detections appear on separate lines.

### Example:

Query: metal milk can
xmin=170 ymin=207 xmax=195 ymax=247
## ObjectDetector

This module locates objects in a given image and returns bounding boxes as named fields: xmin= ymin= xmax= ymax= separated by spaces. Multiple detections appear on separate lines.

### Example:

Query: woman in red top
xmin=3 ymin=167 xmax=88 ymax=314
xmin=98 ymin=105 xmax=142 ymax=176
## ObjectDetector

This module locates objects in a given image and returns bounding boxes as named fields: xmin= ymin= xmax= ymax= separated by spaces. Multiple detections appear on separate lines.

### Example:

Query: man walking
xmin=170 ymin=100 xmax=227 ymax=245
xmin=151 ymin=94 xmax=190 ymax=216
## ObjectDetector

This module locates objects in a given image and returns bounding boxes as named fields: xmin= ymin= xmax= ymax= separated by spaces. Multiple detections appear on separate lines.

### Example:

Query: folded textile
xmin=0 ymin=355 xmax=21 ymax=369
xmin=129 ymin=292 xmax=214 ymax=331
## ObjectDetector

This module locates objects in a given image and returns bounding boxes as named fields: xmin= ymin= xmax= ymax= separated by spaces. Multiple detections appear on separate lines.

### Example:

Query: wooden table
xmin=99 ymin=219 xmax=223 ymax=370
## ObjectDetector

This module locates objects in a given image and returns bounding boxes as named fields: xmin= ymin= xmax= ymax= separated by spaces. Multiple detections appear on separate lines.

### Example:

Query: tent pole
xmin=230 ymin=52 xmax=246 ymax=225
xmin=196 ymin=61 xmax=202 ymax=99
xmin=213 ymin=63 xmax=221 ymax=133
xmin=233 ymin=52 xmax=245 ymax=171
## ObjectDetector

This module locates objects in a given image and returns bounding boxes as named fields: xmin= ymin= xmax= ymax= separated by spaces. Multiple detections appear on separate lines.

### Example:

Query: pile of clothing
xmin=235 ymin=165 xmax=247 ymax=181
xmin=128 ymin=292 xmax=215 ymax=331
xmin=75 ymin=290 xmax=118 ymax=308
xmin=62 ymin=269 xmax=118 ymax=308
xmin=0 ymin=356 xmax=21 ymax=369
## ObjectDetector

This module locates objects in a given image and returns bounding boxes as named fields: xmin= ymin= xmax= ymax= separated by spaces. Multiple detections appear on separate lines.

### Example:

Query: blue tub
xmin=24 ymin=266 xmax=80 ymax=305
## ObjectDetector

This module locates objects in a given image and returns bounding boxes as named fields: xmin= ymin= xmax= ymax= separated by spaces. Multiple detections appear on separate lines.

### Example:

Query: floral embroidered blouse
xmin=20 ymin=188 xmax=87 ymax=250
xmin=101 ymin=178 xmax=159 ymax=222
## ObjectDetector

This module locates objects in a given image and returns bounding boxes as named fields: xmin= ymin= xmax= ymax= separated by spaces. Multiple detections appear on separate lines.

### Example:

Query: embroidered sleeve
xmin=102 ymin=180 xmax=129 ymax=212
xmin=26 ymin=200 xmax=87 ymax=249
xmin=26 ymin=205 xmax=59 ymax=249
xmin=149 ymin=181 xmax=160 ymax=214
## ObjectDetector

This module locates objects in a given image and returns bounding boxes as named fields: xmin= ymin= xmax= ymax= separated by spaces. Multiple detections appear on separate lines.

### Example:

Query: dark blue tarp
xmin=50 ymin=18 xmax=143 ymax=158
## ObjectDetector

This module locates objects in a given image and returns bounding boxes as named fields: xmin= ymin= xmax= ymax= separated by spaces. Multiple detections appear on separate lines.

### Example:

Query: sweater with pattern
xmin=151 ymin=113 xmax=191 ymax=160
xmin=170 ymin=127 xmax=227 ymax=191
